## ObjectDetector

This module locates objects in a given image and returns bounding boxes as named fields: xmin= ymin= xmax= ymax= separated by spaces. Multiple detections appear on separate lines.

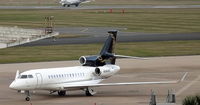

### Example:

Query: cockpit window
xmin=20 ymin=75 xmax=27 ymax=79
xmin=19 ymin=74 xmax=33 ymax=79
xmin=28 ymin=75 xmax=33 ymax=78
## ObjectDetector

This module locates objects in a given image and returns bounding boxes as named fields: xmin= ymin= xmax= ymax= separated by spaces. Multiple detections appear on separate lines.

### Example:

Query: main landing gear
xmin=58 ymin=90 xmax=66 ymax=96
xmin=85 ymin=88 xmax=96 ymax=96
xmin=62 ymin=4 xmax=67 ymax=7
xmin=75 ymin=4 xmax=79 ymax=7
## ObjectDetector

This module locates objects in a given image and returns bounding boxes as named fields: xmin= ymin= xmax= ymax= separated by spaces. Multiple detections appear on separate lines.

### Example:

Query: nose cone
xmin=9 ymin=79 xmax=32 ymax=90
xmin=9 ymin=80 xmax=24 ymax=90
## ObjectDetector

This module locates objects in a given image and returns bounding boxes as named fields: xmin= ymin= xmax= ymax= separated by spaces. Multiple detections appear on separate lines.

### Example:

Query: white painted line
xmin=81 ymin=28 xmax=88 ymax=32
xmin=176 ymin=74 xmax=200 ymax=96
xmin=180 ymin=72 xmax=188 ymax=82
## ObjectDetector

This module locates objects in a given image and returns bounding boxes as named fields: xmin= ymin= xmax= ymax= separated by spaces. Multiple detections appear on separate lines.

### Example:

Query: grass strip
xmin=0 ymin=8 xmax=200 ymax=33
xmin=0 ymin=40 xmax=200 ymax=63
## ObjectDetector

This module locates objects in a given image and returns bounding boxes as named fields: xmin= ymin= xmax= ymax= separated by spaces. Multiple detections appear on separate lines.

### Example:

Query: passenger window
xmin=28 ymin=75 xmax=33 ymax=78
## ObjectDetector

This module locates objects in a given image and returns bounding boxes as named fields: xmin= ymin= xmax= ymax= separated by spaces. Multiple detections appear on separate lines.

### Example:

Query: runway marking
xmin=176 ymin=74 xmax=200 ymax=96
xmin=81 ymin=28 xmax=88 ymax=32
xmin=180 ymin=72 xmax=188 ymax=82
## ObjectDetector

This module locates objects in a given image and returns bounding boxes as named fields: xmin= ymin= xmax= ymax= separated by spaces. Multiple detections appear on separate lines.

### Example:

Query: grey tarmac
xmin=21 ymin=27 xmax=200 ymax=46
xmin=0 ymin=56 xmax=200 ymax=105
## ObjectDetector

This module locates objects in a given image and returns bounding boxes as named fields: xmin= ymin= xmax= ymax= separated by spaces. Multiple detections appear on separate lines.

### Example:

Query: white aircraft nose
xmin=9 ymin=80 xmax=23 ymax=90
xmin=9 ymin=81 xmax=15 ymax=89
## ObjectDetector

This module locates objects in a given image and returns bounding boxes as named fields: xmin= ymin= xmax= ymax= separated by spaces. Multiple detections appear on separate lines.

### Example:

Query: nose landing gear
xmin=25 ymin=97 xmax=30 ymax=101
xmin=25 ymin=90 xmax=31 ymax=101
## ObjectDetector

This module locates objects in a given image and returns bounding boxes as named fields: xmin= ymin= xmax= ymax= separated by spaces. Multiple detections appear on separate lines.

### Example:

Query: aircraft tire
xmin=58 ymin=91 xmax=66 ymax=96
xmin=75 ymin=4 xmax=79 ymax=7
xmin=25 ymin=97 xmax=30 ymax=101
xmin=85 ymin=88 xmax=94 ymax=96
xmin=63 ymin=4 xmax=66 ymax=7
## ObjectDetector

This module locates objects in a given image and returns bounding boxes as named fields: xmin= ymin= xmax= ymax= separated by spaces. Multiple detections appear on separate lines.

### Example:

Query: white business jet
xmin=9 ymin=31 xmax=185 ymax=101
xmin=59 ymin=0 xmax=93 ymax=7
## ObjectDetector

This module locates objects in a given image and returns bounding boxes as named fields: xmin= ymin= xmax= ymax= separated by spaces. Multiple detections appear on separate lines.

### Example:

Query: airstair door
xmin=36 ymin=73 xmax=43 ymax=88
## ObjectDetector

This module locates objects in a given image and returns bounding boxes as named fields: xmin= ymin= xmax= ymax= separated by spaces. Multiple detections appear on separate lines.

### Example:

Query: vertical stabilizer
xmin=100 ymin=31 xmax=117 ymax=58
xmin=99 ymin=31 xmax=117 ymax=64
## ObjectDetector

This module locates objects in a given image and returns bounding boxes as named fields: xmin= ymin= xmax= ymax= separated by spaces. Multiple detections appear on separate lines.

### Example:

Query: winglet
xmin=173 ymin=72 xmax=188 ymax=84
xmin=159 ymin=72 xmax=188 ymax=84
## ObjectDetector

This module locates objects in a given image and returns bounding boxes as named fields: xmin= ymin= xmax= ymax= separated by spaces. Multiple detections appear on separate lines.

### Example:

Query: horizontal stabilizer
xmin=114 ymin=55 xmax=148 ymax=60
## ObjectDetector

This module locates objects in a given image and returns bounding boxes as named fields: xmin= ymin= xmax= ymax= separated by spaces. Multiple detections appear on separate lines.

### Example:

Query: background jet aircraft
xmin=9 ymin=31 xmax=186 ymax=101
xmin=59 ymin=0 xmax=93 ymax=7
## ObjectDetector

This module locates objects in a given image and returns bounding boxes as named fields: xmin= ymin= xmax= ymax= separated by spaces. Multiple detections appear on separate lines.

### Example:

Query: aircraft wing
xmin=89 ymin=81 xmax=178 ymax=86
xmin=63 ymin=72 xmax=188 ymax=88
xmin=63 ymin=80 xmax=178 ymax=88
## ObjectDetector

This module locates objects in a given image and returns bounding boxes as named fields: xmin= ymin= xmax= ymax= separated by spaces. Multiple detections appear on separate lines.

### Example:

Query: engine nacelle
xmin=79 ymin=56 xmax=105 ymax=66
xmin=93 ymin=67 xmax=114 ymax=78
xmin=94 ymin=68 xmax=101 ymax=76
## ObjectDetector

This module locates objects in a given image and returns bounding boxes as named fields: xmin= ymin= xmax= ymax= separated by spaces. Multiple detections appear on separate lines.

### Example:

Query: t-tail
xmin=99 ymin=30 xmax=117 ymax=64
xmin=79 ymin=31 xmax=117 ymax=66
xmin=79 ymin=30 xmax=146 ymax=67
